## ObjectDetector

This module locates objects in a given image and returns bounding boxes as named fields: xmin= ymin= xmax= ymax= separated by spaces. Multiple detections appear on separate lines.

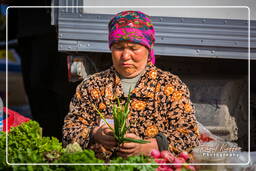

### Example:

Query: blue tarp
xmin=0 ymin=5 xmax=7 ymax=16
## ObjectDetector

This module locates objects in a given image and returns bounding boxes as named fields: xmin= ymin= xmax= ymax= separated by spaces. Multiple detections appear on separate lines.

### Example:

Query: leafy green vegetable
xmin=109 ymin=155 xmax=157 ymax=171
xmin=0 ymin=120 xmax=62 ymax=170
xmin=63 ymin=142 xmax=83 ymax=153
xmin=0 ymin=120 xmax=158 ymax=171
xmin=52 ymin=150 xmax=105 ymax=171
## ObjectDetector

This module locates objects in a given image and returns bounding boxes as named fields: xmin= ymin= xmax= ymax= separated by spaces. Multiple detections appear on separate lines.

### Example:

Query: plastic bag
xmin=2 ymin=107 xmax=30 ymax=132
xmin=192 ymin=122 xmax=242 ymax=170
xmin=197 ymin=121 xmax=221 ymax=143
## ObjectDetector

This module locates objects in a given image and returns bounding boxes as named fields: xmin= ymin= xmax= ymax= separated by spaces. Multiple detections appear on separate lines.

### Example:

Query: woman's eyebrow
xmin=113 ymin=44 xmax=123 ymax=47
xmin=127 ymin=44 xmax=139 ymax=47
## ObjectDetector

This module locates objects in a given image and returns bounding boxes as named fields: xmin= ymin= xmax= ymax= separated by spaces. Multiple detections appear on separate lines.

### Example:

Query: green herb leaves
xmin=0 ymin=120 xmax=157 ymax=170
xmin=94 ymin=93 xmax=149 ymax=145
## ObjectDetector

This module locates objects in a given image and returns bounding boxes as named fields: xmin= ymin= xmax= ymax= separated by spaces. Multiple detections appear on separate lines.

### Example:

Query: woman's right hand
xmin=92 ymin=124 xmax=117 ymax=150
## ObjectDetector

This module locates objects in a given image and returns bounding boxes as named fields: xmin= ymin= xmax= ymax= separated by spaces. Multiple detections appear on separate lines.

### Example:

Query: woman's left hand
xmin=117 ymin=133 xmax=158 ymax=158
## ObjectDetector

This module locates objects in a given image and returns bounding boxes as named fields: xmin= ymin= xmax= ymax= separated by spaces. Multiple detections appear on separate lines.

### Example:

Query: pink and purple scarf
xmin=108 ymin=11 xmax=156 ymax=64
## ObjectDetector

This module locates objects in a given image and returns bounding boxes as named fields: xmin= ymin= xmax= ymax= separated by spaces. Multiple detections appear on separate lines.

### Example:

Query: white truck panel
xmin=83 ymin=0 xmax=255 ymax=20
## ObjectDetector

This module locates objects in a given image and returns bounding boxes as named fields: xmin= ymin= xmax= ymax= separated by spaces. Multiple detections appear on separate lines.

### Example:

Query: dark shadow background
xmin=7 ymin=1 xmax=78 ymax=140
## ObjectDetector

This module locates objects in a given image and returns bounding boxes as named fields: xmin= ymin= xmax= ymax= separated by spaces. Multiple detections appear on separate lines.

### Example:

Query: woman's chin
xmin=120 ymin=68 xmax=134 ymax=75
xmin=121 ymin=73 xmax=139 ymax=78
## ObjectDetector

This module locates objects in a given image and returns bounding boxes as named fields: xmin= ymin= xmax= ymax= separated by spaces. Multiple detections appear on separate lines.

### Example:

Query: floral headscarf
xmin=108 ymin=11 xmax=156 ymax=64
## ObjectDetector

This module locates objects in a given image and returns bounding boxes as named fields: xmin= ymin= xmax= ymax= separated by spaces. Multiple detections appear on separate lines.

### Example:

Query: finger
xmin=101 ymin=124 xmax=113 ymax=133
xmin=104 ymin=128 xmax=114 ymax=136
xmin=97 ymin=132 xmax=116 ymax=144
xmin=103 ymin=140 xmax=117 ymax=146
xmin=118 ymin=147 xmax=135 ymax=154
xmin=120 ymin=142 xmax=136 ymax=149
xmin=99 ymin=141 xmax=117 ymax=150
xmin=101 ymin=124 xmax=111 ymax=130
xmin=109 ymin=124 xmax=114 ymax=129
xmin=102 ymin=134 xmax=116 ymax=142
xmin=103 ymin=143 xmax=116 ymax=150
xmin=101 ymin=123 xmax=114 ymax=129
xmin=125 ymin=133 xmax=139 ymax=139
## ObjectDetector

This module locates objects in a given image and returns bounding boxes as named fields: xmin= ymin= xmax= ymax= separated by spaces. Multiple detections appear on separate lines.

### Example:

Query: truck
xmin=52 ymin=0 xmax=256 ymax=151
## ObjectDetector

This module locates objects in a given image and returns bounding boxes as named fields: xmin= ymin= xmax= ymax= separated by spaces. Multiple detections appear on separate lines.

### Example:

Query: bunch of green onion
xmin=94 ymin=93 xmax=149 ymax=145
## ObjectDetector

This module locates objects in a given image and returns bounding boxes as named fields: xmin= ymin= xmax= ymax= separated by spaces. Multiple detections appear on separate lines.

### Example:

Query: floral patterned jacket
xmin=63 ymin=62 xmax=200 ymax=160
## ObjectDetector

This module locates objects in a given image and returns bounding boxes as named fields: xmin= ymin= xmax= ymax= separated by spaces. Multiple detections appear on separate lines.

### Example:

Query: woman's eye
xmin=131 ymin=47 xmax=139 ymax=51
xmin=114 ymin=46 xmax=123 ymax=50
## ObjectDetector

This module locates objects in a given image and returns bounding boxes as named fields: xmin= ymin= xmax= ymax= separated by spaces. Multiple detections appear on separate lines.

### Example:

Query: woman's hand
xmin=117 ymin=133 xmax=159 ymax=158
xmin=92 ymin=124 xmax=117 ymax=150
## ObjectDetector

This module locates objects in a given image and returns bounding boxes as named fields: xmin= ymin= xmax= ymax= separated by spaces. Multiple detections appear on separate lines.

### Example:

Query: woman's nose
xmin=121 ymin=49 xmax=131 ymax=60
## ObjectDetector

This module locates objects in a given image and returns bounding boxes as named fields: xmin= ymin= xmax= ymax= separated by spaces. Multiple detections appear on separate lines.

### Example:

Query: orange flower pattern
xmin=131 ymin=100 xmax=147 ymax=111
xmin=63 ymin=62 xmax=199 ymax=160
xmin=99 ymin=102 xmax=106 ymax=111
xmin=171 ymin=91 xmax=183 ymax=102
xmin=145 ymin=125 xmax=159 ymax=137
xmin=148 ymin=69 xmax=157 ymax=79
xmin=90 ymin=89 xmax=100 ymax=99
xmin=164 ymin=84 xmax=175 ymax=96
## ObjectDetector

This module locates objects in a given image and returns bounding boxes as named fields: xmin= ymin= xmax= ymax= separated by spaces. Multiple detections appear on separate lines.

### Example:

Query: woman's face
xmin=111 ymin=41 xmax=149 ymax=78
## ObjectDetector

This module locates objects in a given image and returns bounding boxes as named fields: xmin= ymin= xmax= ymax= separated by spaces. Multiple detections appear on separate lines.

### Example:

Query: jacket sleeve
xmin=62 ymin=82 xmax=97 ymax=149
xmin=163 ymin=75 xmax=200 ymax=154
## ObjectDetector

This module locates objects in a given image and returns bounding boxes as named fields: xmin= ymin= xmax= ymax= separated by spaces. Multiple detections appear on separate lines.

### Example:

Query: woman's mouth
xmin=121 ymin=63 xmax=132 ymax=67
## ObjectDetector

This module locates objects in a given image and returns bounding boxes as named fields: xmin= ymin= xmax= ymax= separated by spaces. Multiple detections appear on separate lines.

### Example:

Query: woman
xmin=63 ymin=11 xmax=199 ymax=161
